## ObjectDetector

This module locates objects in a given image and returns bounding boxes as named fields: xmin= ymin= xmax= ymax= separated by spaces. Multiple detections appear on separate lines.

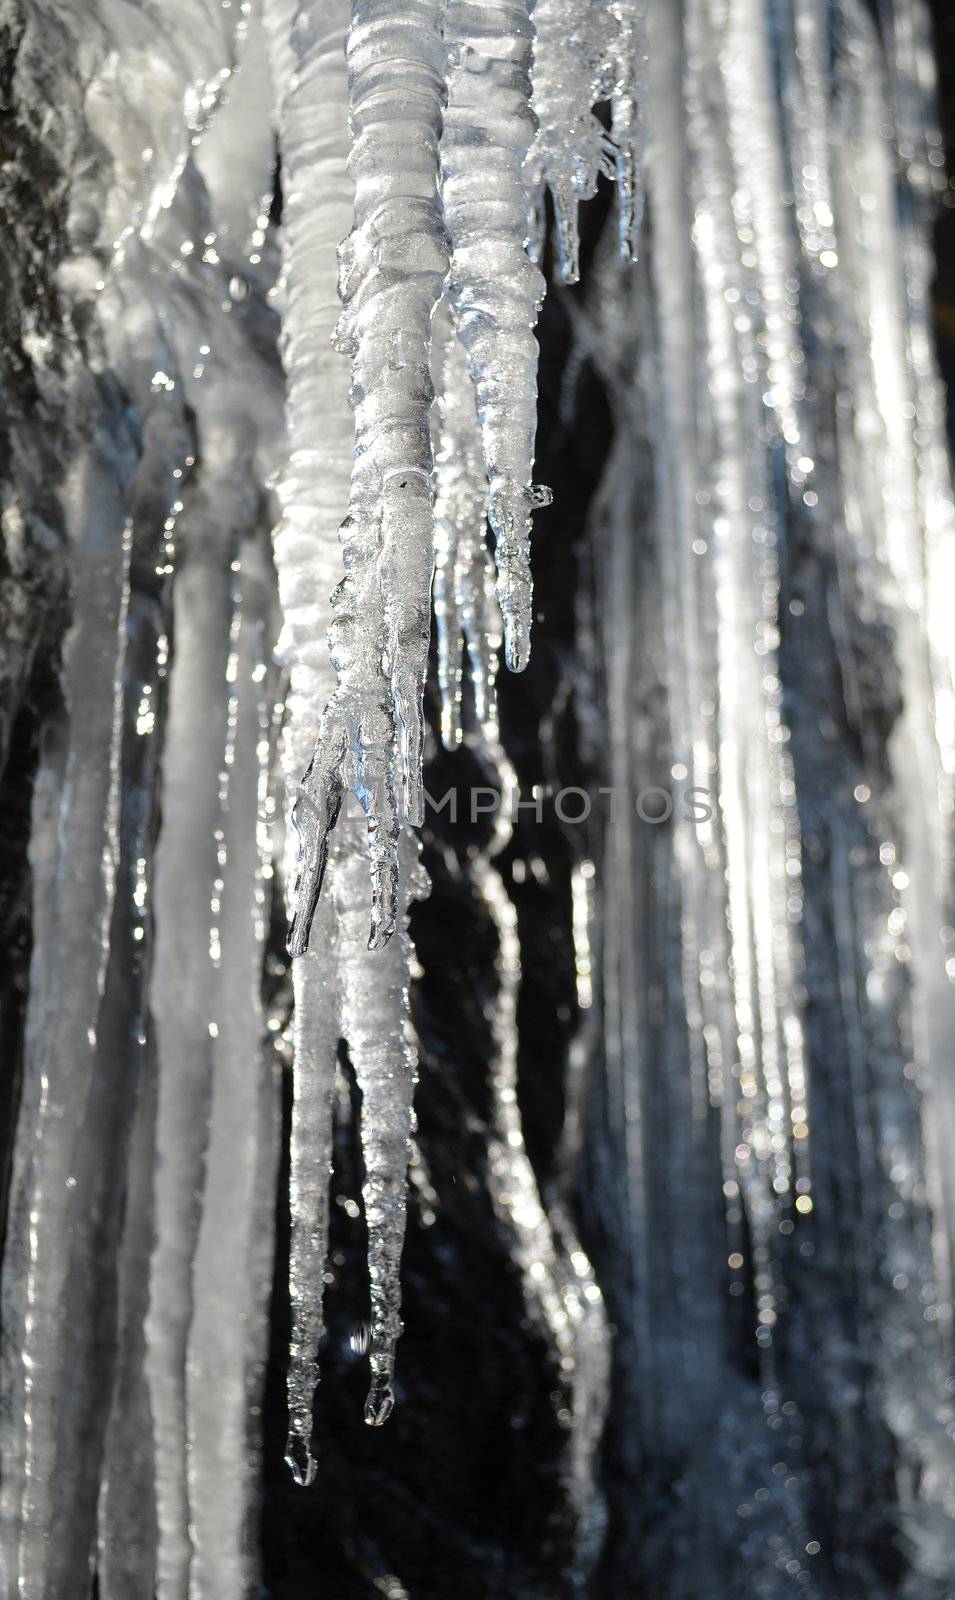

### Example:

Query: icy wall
xmin=1 ymin=0 xmax=955 ymax=1596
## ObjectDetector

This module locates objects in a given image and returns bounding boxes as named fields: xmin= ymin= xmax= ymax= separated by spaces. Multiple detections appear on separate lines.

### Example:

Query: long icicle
xmin=265 ymin=0 xmax=425 ymax=1482
xmin=262 ymin=0 xmax=353 ymax=1489
xmin=289 ymin=0 xmax=450 ymax=954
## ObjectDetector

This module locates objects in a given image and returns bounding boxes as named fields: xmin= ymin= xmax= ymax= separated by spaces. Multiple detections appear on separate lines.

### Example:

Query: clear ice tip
xmin=364 ymin=1382 xmax=395 ymax=1427
xmin=504 ymin=614 xmax=532 ymax=673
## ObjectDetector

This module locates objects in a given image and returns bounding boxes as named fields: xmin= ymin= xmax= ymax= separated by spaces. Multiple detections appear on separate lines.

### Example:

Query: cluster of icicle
xmin=268 ymin=0 xmax=643 ymax=1488
xmin=284 ymin=0 xmax=647 ymax=963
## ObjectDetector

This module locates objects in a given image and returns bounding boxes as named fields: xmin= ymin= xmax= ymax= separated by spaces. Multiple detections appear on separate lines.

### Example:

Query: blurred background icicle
xmin=2 ymin=0 xmax=955 ymax=1596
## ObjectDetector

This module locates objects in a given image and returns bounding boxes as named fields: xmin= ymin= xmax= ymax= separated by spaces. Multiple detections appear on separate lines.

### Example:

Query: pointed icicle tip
xmin=364 ymin=1380 xmax=395 ymax=1426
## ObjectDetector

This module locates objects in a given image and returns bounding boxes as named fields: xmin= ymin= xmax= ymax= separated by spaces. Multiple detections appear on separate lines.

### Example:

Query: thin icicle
xmin=431 ymin=304 xmax=500 ymax=746
xmin=476 ymin=852 xmax=609 ymax=1515
xmin=186 ymin=539 xmax=276 ymax=1598
xmin=464 ymin=713 xmax=609 ymax=1562
xmin=443 ymin=0 xmax=549 ymax=671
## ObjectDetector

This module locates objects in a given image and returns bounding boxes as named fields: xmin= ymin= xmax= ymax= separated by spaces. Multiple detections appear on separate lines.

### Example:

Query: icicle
xmin=476 ymin=852 xmax=609 ymax=1525
xmin=289 ymin=0 xmax=450 ymax=953
xmin=431 ymin=304 xmax=500 ymax=746
xmin=185 ymin=540 xmax=276 ymax=1598
xmin=442 ymin=0 xmax=549 ymax=672
xmin=526 ymin=0 xmax=615 ymax=283
xmin=146 ymin=495 xmax=237 ymax=1600
xmin=336 ymin=837 xmax=424 ymax=1425
xmin=526 ymin=0 xmax=648 ymax=284
xmin=0 ymin=5 xmax=264 ymax=1588
xmin=91 ymin=381 xmax=192 ymax=1600
xmin=265 ymin=0 xmax=423 ymax=1478
xmin=823 ymin=0 xmax=955 ymax=1502
xmin=282 ymin=908 xmax=339 ymax=1486
xmin=0 ymin=462 xmax=134 ymax=1600
xmin=261 ymin=0 xmax=355 ymax=1487
xmin=608 ymin=0 xmax=650 ymax=259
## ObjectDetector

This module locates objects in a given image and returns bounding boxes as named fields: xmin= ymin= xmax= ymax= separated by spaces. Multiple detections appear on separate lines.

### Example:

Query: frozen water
xmin=1 ymin=0 xmax=955 ymax=1593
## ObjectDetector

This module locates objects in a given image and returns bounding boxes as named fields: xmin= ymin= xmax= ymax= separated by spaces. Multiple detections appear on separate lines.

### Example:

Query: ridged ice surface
xmin=286 ymin=0 xmax=450 ymax=958
xmin=262 ymin=0 xmax=425 ymax=1488
xmin=443 ymin=0 xmax=548 ymax=672
xmin=2 ymin=0 xmax=955 ymax=1595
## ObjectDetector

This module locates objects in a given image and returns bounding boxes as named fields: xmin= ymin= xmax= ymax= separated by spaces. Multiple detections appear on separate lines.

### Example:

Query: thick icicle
xmin=686 ymin=0 xmax=806 ymax=1370
xmin=0 ymin=6 xmax=256 ymax=1589
xmin=442 ymin=0 xmax=549 ymax=671
xmin=142 ymin=134 xmax=285 ymax=1600
xmin=289 ymin=0 xmax=450 ymax=952
xmin=90 ymin=363 xmax=191 ymax=1600
xmin=146 ymin=474 xmax=241 ymax=1600
xmin=97 ymin=1039 xmax=160 ymax=1600
xmin=262 ymin=0 xmax=354 ymax=1487
xmin=265 ymin=0 xmax=423 ymax=1479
